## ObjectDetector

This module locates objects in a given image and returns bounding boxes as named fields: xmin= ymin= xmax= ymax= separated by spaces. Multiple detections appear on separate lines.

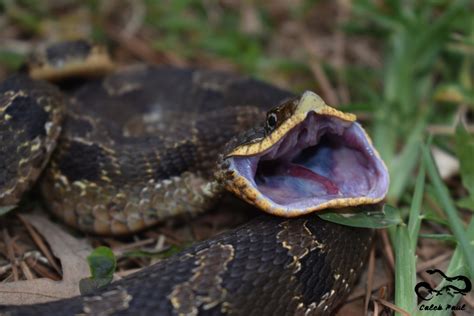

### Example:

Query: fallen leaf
xmin=0 ymin=213 xmax=92 ymax=305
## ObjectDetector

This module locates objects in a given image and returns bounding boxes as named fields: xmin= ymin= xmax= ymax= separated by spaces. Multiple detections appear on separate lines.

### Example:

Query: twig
xmin=113 ymin=238 xmax=156 ymax=254
xmin=17 ymin=214 xmax=62 ymax=275
xmin=105 ymin=25 xmax=186 ymax=66
xmin=115 ymin=268 xmax=141 ymax=278
xmin=155 ymin=227 xmax=185 ymax=245
xmin=419 ymin=270 xmax=437 ymax=290
xmin=2 ymin=228 xmax=19 ymax=281
xmin=364 ymin=245 xmax=375 ymax=315
xmin=19 ymin=261 xmax=34 ymax=280
xmin=24 ymin=257 xmax=61 ymax=281
xmin=416 ymin=252 xmax=452 ymax=272
xmin=373 ymin=297 xmax=411 ymax=316
xmin=299 ymin=27 xmax=339 ymax=105
xmin=428 ymin=105 xmax=473 ymax=134
xmin=347 ymin=277 xmax=390 ymax=302
xmin=461 ymin=293 xmax=474 ymax=309
xmin=122 ymin=0 xmax=146 ymax=37
xmin=0 ymin=263 xmax=12 ymax=277
xmin=11 ymin=241 xmax=35 ymax=280
xmin=373 ymin=298 xmax=380 ymax=315
xmin=380 ymin=229 xmax=395 ymax=272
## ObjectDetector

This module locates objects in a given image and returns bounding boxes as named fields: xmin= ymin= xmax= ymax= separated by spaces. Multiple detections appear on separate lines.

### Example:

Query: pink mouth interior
xmin=227 ymin=113 xmax=389 ymax=210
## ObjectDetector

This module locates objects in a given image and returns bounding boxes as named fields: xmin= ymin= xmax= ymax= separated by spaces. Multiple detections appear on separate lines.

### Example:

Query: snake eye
xmin=266 ymin=113 xmax=278 ymax=131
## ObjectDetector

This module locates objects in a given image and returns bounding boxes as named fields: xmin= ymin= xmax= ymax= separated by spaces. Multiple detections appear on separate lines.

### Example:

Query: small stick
xmin=460 ymin=293 xmax=474 ymax=309
xmin=155 ymin=227 xmax=184 ymax=245
xmin=380 ymin=229 xmax=395 ymax=272
xmin=364 ymin=245 xmax=376 ymax=315
xmin=105 ymin=25 xmax=186 ymax=66
xmin=416 ymin=252 xmax=452 ymax=272
xmin=373 ymin=299 xmax=380 ymax=316
xmin=11 ymin=241 xmax=34 ymax=280
xmin=0 ymin=263 xmax=12 ymax=276
xmin=113 ymin=238 xmax=156 ymax=253
xmin=25 ymin=257 xmax=61 ymax=281
xmin=19 ymin=261 xmax=34 ymax=280
xmin=2 ymin=228 xmax=19 ymax=281
xmin=299 ymin=28 xmax=339 ymax=105
xmin=17 ymin=214 xmax=62 ymax=275
xmin=373 ymin=297 xmax=411 ymax=316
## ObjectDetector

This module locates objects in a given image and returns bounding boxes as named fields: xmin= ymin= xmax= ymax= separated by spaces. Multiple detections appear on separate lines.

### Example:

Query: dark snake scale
xmin=0 ymin=51 xmax=380 ymax=315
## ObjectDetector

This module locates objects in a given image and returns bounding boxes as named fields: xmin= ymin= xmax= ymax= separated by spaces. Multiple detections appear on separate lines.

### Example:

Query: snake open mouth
xmin=224 ymin=109 xmax=389 ymax=216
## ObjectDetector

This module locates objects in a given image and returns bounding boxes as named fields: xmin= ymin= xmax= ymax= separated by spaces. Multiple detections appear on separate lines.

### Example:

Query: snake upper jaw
xmin=219 ymin=91 xmax=389 ymax=217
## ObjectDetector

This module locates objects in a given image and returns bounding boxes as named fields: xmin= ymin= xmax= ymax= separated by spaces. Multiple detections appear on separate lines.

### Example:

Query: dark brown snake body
xmin=0 ymin=54 xmax=381 ymax=315
xmin=42 ymin=65 xmax=294 ymax=235
xmin=1 ymin=214 xmax=373 ymax=315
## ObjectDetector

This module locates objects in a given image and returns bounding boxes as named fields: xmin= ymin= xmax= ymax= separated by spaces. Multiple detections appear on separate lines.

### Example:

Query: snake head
xmin=218 ymin=91 xmax=389 ymax=217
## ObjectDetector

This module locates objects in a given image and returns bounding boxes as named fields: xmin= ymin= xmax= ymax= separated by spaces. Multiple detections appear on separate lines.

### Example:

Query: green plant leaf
xmin=389 ymin=162 xmax=426 ymax=316
xmin=392 ymin=225 xmax=417 ymax=315
xmin=318 ymin=204 xmax=402 ymax=228
xmin=422 ymin=144 xmax=474 ymax=278
xmin=407 ymin=162 xmax=426 ymax=249
xmin=88 ymin=246 xmax=116 ymax=279
xmin=79 ymin=246 xmax=116 ymax=295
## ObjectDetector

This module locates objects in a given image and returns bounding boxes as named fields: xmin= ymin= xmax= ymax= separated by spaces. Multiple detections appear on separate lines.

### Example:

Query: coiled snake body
xmin=0 ymin=41 xmax=389 ymax=315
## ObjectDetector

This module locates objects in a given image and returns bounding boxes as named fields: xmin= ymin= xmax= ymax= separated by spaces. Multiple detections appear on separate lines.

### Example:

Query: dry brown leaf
xmin=0 ymin=214 xmax=92 ymax=305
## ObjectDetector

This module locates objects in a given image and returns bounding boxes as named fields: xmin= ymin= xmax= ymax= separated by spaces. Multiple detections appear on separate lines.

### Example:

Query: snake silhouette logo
xmin=415 ymin=269 xmax=472 ymax=301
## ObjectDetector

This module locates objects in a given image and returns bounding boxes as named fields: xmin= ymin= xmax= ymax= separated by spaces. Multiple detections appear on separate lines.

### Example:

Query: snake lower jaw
xmin=221 ymin=111 xmax=389 ymax=217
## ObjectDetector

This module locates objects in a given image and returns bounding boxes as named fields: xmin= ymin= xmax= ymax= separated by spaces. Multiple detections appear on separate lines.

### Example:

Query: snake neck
xmin=204 ymin=179 xmax=226 ymax=198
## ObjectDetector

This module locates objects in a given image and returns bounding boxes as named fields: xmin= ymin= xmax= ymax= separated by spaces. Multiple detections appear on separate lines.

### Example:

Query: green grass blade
xmin=392 ymin=224 xmax=417 ymax=315
xmin=413 ymin=0 xmax=468 ymax=59
xmin=352 ymin=2 xmax=404 ymax=30
xmin=387 ymin=118 xmax=426 ymax=203
xmin=373 ymin=110 xmax=397 ymax=167
xmin=422 ymin=144 xmax=474 ymax=278
xmin=418 ymin=233 xmax=456 ymax=242
xmin=407 ymin=160 xmax=426 ymax=250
